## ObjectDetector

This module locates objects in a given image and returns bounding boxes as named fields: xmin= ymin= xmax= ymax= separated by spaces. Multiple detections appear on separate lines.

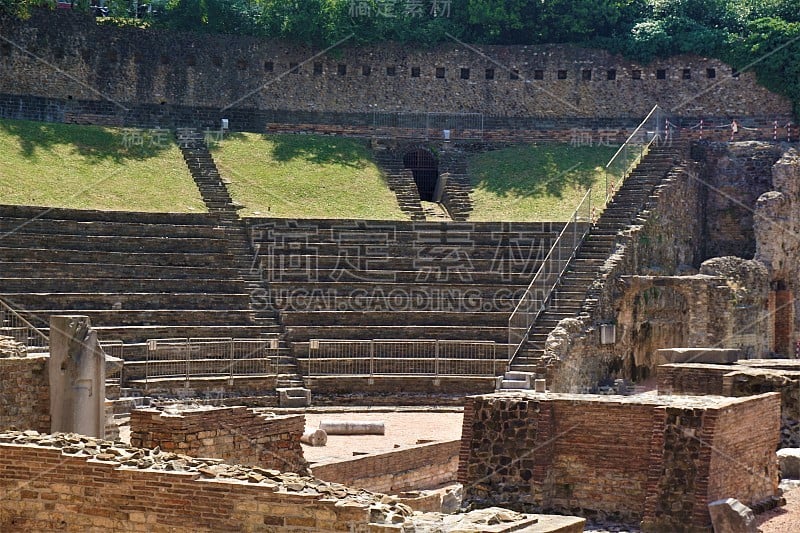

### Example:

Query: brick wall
xmin=654 ymin=362 xmax=800 ymax=447
xmin=311 ymin=440 xmax=460 ymax=494
xmin=0 ymin=356 xmax=50 ymax=433
xmin=657 ymin=363 xmax=733 ymax=395
xmin=460 ymin=391 xmax=781 ymax=529
xmin=0 ymin=438 xmax=409 ymax=532
xmin=723 ymin=368 xmax=800 ymax=448
xmin=129 ymin=406 xmax=308 ymax=475
xmin=707 ymin=397 xmax=780 ymax=505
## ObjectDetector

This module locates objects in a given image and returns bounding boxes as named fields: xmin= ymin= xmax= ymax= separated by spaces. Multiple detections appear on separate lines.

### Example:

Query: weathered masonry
xmin=458 ymin=391 xmax=781 ymax=531
xmin=0 ymin=11 xmax=792 ymax=135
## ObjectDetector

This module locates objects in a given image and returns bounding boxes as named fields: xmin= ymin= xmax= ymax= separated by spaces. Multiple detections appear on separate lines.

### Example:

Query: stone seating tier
xmin=0 ymin=205 xmax=267 ymax=345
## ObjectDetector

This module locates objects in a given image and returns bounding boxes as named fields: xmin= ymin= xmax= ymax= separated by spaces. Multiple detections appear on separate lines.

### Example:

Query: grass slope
xmin=0 ymin=119 xmax=204 ymax=212
xmin=468 ymin=143 xmax=618 ymax=221
xmin=211 ymin=133 xmax=405 ymax=220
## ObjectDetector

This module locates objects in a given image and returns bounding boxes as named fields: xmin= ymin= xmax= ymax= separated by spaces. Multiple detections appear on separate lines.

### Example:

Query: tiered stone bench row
xmin=0 ymin=205 xmax=270 ymax=344
xmin=246 ymin=219 xmax=565 ymax=379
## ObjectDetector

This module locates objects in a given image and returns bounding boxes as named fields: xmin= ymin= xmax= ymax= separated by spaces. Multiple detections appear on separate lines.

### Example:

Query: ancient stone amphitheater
xmin=1 ymin=10 xmax=800 ymax=533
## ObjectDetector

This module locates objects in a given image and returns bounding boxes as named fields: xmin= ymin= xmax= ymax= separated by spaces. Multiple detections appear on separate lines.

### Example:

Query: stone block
xmin=708 ymin=498 xmax=757 ymax=533
xmin=655 ymin=348 xmax=741 ymax=366
xmin=777 ymin=448 xmax=800 ymax=479
xmin=278 ymin=387 xmax=311 ymax=408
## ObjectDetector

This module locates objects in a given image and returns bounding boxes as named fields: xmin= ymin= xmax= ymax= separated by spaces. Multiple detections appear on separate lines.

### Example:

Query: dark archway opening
xmin=403 ymin=149 xmax=439 ymax=201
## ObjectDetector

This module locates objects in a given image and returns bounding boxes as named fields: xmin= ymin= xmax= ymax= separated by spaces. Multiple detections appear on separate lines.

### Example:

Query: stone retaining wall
xmin=0 ymin=90 xmax=792 ymax=144
xmin=311 ymin=440 xmax=459 ymax=494
xmin=658 ymin=361 xmax=800 ymax=448
xmin=0 ymin=11 xmax=793 ymax=132
xmin=0 ymin=356 xmax=50 ymax=433
xmin=129 ymin=406 xmax=308 ymax=475
xmin=306 ymin=376 xmax=496 ymax=405
xmin=459 ymin=391 xmax=780 ymax=530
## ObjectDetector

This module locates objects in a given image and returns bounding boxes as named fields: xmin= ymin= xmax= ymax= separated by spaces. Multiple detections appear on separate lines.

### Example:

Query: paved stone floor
xmin=299 ymin=408 xmax=464 ymax=465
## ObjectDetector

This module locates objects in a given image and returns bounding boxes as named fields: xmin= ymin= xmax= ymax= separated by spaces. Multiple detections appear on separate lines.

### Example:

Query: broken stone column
xmin=49 ymin=316 xmax=106 ymax=438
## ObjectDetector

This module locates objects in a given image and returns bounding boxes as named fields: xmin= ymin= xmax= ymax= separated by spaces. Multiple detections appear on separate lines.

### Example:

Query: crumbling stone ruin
xmin=458 ymin=391 xmax=782 ymax=530
xmin=0 ymin=10 xmax=798 ymax=531
xmin=129 ymin=404 xmax=309 ymax=475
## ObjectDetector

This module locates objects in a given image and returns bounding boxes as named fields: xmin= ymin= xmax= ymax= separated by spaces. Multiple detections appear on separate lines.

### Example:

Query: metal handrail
xmin=306 ymin=338 xmax=498 ymax=377
xmin=507 ymin=188 xmax=593 ymax=361
xmin=0 ymin=298 xmax=49 ymax=350
xmin=603 ymin=104 xmax=669 ymax=205
xmin=507 ymin=104 xmax=675 ymax=366
xmin=144 ymin=336 xmax=281 ymax=384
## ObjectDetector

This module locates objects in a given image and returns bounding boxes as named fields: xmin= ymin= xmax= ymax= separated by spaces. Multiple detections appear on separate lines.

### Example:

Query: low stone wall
xmin=133 ymin=376 xmax=280 ymax=400
xmin=0 ymin=431 xmax=410 ymax=532
xmin=311 ymin=440 xmax=460 ymax=494
xmin=723 ymin=368 xmax=800 ymax=448
xmin=459 ymin=391 xmax=780 ymax=530
xmin=657 ymin=363 xmax=733 ymax=395
xmin=129 ymin=405 xmax=308 ymax=475
xmin=0 ymin=356 xmax=50 ymax=433
xmin=656 ymin=361 xmax=800 ymax=447
xmin=306 ymin=376 xmax=496 ymax=406
xmin=1 ymin=92 xmax=792 ymax=144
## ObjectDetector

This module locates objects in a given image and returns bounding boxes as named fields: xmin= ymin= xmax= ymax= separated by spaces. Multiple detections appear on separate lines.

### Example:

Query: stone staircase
xmin=507 ymin=140 xmax=690 ymax=380
xmin=372 ymin=149 xmax=426 ymax=220
xmin=176 ymin=128 xmax=306 ymax=393
xmin=437 ymin=149 xmax=473 ymax=221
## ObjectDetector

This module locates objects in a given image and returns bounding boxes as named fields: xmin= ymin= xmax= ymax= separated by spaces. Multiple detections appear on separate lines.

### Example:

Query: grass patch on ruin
xmin=468 ymin=143 xmax=619 ymax=221
xmin=211 ymin=133 xmax=406 ymax=220
xmin=0 ymin=118 xmax=205 ymax=212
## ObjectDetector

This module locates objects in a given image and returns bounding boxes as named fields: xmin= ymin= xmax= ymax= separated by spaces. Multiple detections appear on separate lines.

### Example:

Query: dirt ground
xmin=300 ymin=409 xmax=464 ymax=465
xmin=756 ymin=483 xmax=800 ymax=532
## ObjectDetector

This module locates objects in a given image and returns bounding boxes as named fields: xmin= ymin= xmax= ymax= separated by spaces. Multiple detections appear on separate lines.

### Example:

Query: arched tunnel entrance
xmin=403 ymin=149 xmax=439 ymax=201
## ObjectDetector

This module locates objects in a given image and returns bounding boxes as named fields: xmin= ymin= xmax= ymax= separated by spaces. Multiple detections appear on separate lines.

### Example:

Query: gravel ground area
xmin=301 ymin=410 xmax=464 ymax=465
xmin=756 ymin=483 xmax=800 ymax=532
